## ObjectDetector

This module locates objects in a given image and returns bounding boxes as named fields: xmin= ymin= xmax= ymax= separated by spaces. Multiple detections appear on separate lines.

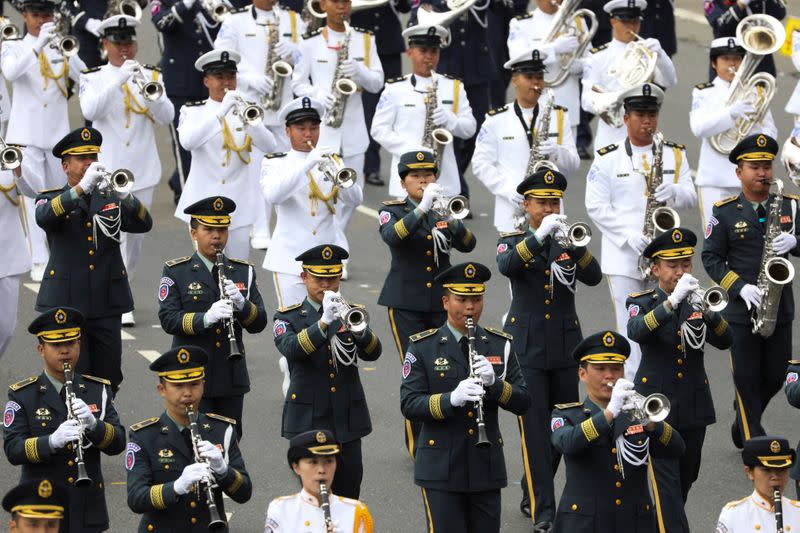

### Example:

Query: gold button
xmin=755 ymin=526 xmax=761 ymax=531
xmin=544 ymin=284 xmax=550 ymax=290
xmin=467 ymin=411 xmax=474 ymax=418
xmin=330 ymin=386 xmax=336 ymax=393
xmin=329 ymin=373 xmax=335 ymax=379
xmin=99 ymin=482 xmax=103 ymax=489
xmin=613 ymin=464 xmax=619 ymax=471
xmin=426 ymin=266 xmax=432 ymax=272
xmin=428 ymin=440 xmax=435 ymax=445
xmin=88 ymin=250 xmax=94 ymax=256
xmin=615 ymin=499 xmax=622 ymax=506
xmin=68 ymin=460 xmax=74 ymax=466
xmin=87 ymin=236 xmax=92 ymax=241
xmin=426 ymin=250 xmax=432 ymax=256
xmin=641 ymin=377 xmax=647 ymax=383
xmin=49 ymin=270 xmax=55 ymax=276
xmin=544 ymin=299 xmax=551 ymax=305
xmin=215 ymin=341 xmax=221 ymax=348
xmin=148 ymin=525 xmax=154 ymax=532
xmin=510 ymin=317 xmax=516 ymax=323
xmin=677 ymin=358 xmax=683 ymax=365
xmin=67 ymin=444 xmax=72 ymax=450
xmin=68 ymin=477 xmax=74 ymax=484
xmin=191 ymin=517 xmax=197 ymax=524
xmin=498 ymin=437 xmax=503 ymax=444
xmin=216 ymin=328 xmax=221 ymax=334
xmin=86 ymin=222 xmax=92 ymax=228
xmin=190 ymin=501 xmax=197 ymax=508
xmin=328 ymin=359 xmax=333 ymax=365
xmin=615 ymin=481 xmax=622 ymax=488
xmin=42 ymin=422 xmax=46 ymax=427
xmin=89 ymin=264 xmax=94 ymax=270
xmin=439 ymin=372 xmax=444 ymax=377
xmin=426 ymin=235 xmax=432 ymax=240
xmin=291 ymin=394 xmax=296 ymax=400
xmin=164 ymin=464 xmax=170 ymax=470
xmin=193 ymin=296 xmax=198 ymax=301
xmin=426 ymin=282 xmax=432 ymax=288
xmin=677 ymin=372 xmax=683 ymax=379
xmin=611 ymin=447 xmax=617 ymax=454
xmin=305 ymin=521 xmax=311 ymax=527
xmin=468 ymin=428 xmax=474 ymax=435
xmin=677 ymin=330 xmax=682 ymax=337
xmin=545 ymin=313 xmax=551 ymax=320
xmin=646 ymin=504 xmax=651 ymax=511
xmin=677 ymin=344 xmax=683 ymax=350
xmin=571 ymin=504 xmax=578 ymax=511
xmin=544 ymin=269 xmax=550 ymax=276
xmin=704 ymin=379 xmax=708 ymax=384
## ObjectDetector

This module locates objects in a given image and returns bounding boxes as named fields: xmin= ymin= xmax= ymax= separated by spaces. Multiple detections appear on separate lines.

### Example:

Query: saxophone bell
xmin=651 ymin=206 xmax=681 ymax=237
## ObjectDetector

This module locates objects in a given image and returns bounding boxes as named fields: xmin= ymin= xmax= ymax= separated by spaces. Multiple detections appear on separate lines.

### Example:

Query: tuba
xmin=416 ymin=0 xmax=479 ymax=29
xmin=542 ymin=0 xmax=598 ymax=86
xmin=781 ymin=136 xmax=800 ymax=187
xmin=324 ymin=22 xmax=357 ymax=128
xmin=262 ymin=18 xmax=293 ymax=112
xmin=103 ymin=0 xmax=144 ymax=20
xmin=0 ymin=17 xmax=20 ymax=40
xmin=709 ymin=15 xmax=783 ymax=154
xmin=421 ymin=73 xmax=453 ymax=165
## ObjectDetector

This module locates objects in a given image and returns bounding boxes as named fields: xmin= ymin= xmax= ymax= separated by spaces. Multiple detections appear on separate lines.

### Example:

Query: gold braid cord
xmin=221 ymin=118 xmax=252 ymax=165
xmin=38 ymin=52 xmax=68 ymax=97
xmin=307 ymin=171 xmax=338 ymax=217
xmin=122 ymin=83 xmax=155 ymax=128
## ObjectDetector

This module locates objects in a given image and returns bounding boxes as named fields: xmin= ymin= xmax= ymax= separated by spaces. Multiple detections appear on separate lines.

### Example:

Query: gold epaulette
xmin=81 ymin=374 xmax=111 ymax=385
xmin=9 ymin=376 xmax=37 ymax=392
xmin=788 ymin=360 xmax=800 ymax=365
xmin=514 ymin=11 xmax=532 ymax=19
xmin=141 ymin=64 xmax=161 ymax=72
xmin=410 ymin=329 xmax=438 ymax=342
xmin=37 ymin=188 xmax=63 ymax=195
xmin=130 ymin=417 xmax=160 ymax=431
xmin=663 ymin=140 xmax=685 ymax=149
xmin=628 ymin=289 xmax=655 ymax=298
xmin=386 ymin=74 xmax=409 ymax=84
xmin=485 ymin=326 xmax=512 ymax=340
xmin=590 ymin=43 xmax=609 ymax=54
xmin=382 ymin=199 xmax=406 ymax=206
xmin=554 ymin=402 xmax=583 ymax=409
xmin=81 ymin=66 xmax=102 ymax=74
xmin=183 ymin=100 xmax=206 ymax=107
xmin=350 ymin=26 xmax=372 ymax=34
xmin=785 ymin=194 xmax=800 ymax=201
xmin=165 ymin=256 xmax=191 ymax=267
xmin=714 ymin=196 xmax=738 ymax=207
xmin=207 ymin=413 xmax=237 ymax=425
xmin=694 ymin=82 xmax=713 ymax=90
xmin=228 ymin=258 xmax=252 ymax=266
xmin=553 ymin=104 xmax=568 ymax=111
xmin=487 ymin=105 xmax=508 ymax=116
xmin=277 ymin=303 xmax=303 ymax=313
xmin=265 ymin=152 xmax=287 ymax=159
xmin=597 ymin=143 xmax=618 ymax=156
xmin=302 ymin=28 xmax=322 ymax=39
xmin=723 ymin=496 xmax=749 ymax=510
xmin=230 ymin=5 xmax=248 ymax=12
xmin=499 ymin=230 xmax=525 ymax=238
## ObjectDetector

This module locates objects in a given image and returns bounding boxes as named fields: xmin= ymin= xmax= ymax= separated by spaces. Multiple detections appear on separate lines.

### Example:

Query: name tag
xmin=664 ymin=170 xmax=675 ymax=174
xmin=442 ymin=100 xmax=453 ymax=104
xmin=245 ymin=33 xmax=256 ymax=37
xmin=502 ymin=136 xmax=515 ymax=140
xmin=616 ymin=173 xmax=629 ymax=178
xmin=316 ymin=59 xmax=328 ymax=63
xmin=403 ymin=103 xmax=416 ymax=107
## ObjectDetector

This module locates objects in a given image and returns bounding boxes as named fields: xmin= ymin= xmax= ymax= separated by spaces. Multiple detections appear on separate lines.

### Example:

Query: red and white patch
xmin=781 ymin=215 xmax=792 ymax=224
xmin=88 ymin=404 xmax=98 ymax=413
xmin=435 ymin=221 xmax=448 ymax=230
xmin=625 ymin=424 xmax=644 ymax=435
xmin=486 ymin=356 xmax=502 ymax=365
xmin=402 ymin=352 xmax=417 ymax=379
xmin=627 ymin=304 xmax=640 ymax=318
xmin=125 ymin=442 xmax=141 ymax=471
xmin=556 ymin=253 xmax=570 ymax=262
xmin=705 ymin=215 xmax=719 ymax=239
xmin=688 ymin=311 xmax=703 ymax=320
xmin=3 ymin=401 xmax=20 ymax=428
xmin=273 ymin=320 xmax=287 ymax=338
xmin=550 ymin=417 xmax=564 ymax=431
xmin=235 ymin=282 xmax=245 ymax=290
xmin=36 ymin=198 xmax=47 ymax=206
xmin=787 ymin=372 xmax=798 ymax=385
xmin=379 ymin=210 xmax=391 ymax=225
xmin=158 ymin=276 xmax=174 ymax=302
xmin=101 ymin=203 xmax=118 ymax=212
xmin=496 ymin=243 xmax=508 ymax=255
xmin=150 ymin=0 xmax=161 ymax=15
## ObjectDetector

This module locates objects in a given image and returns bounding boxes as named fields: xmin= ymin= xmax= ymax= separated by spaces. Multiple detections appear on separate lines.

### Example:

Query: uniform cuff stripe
xmin=580 ymin=418 xmax=599 ymax=442
xmin=228 ymin=469 xmax=243 ymax=494
xmin=577 ymin=251 xmax=593 ymax=269
xmin=51 ymin=196 xmax=64 ymax=217
xmin=182 ymin=313 xmax=196 ymax=335
xmin=242 ymin=301 xmax=258 ymax=327
xmin=25 ymin=438 xmax=41 ymax=463
xmin=720 ymin=271 xmax=739 ymax=291
xmin=659 ymin=423 xmax=673 ymax=446
xmin=297 ymin=329 xmax=315 ymax=355
xmin=394 ymin=219 xmax=409 ymax=239
xmin=644 ymin=311 xmax=659 ymax=332
xmin=515 ymin=240 xmax=533 ymax=262
xmin=498 ymin=381 xmax=512 ymax=405
xmin=150 ymin=484 xmax=166 ymax=510
xmin=429 ymin=394 xmax=444 ymax=420
xmin=98 ymin=422 xmax=114 ymax=450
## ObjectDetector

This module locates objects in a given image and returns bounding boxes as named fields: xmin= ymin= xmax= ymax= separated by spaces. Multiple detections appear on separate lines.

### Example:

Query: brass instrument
xmin=416 ymin=0 xmax=479 ymax=28
xmin=52 ymin=12 xmax=79 ymax=57
xmin=301 ymin=0 xmax=325 ymax=33
xmin=465 ymin=317 xmax=490 ymax=448
xmin=775 ymin=487 xmax=784 ymax=533
xmin=305 ymin=141 xmax=357 ymax=188
xmin=421 ymin=73 xmax=453 ymax=166
xmin=782 ymin=136 xmax=800 ymax=187
xmin=351 ymin=0 xmax=389 ymax=12
xmin=262 ymin=18 xmax=293 ymax=112
xmin=752 ymin=178 xmax=795 ymax=337
xmin=709 ymin=15 xmax=783 ymax=154
xmin=131 ymin=64 xmax=164 ymax=101
xmin=324 ymin=22 xmax=356 ymax=128
xmin=224 ymin=89 xmax=264 ymax=126
xmin=431 ymin=193 xmax=469 ymax=221
xmin=0 ymin=136 xmax=22 ymax=171
xmin=608 ymin=382 xmax=670 ymax=424
xmin=215 ymin=248 xmax=243 ymax=359
xmin=103 ymin=0 xmax=144 ymax=20
xmin=63 ymin=363 xmax=92 ymax=487
xmin=319 ymin=483 xmax=334 ymax=533
xmin=525 ymin=88 xmax=555 ymax=176
xmin=200 ymin=0 xmax=229 ymax=22
xmin=99 ymin=168 xmax=134 ymax=195
xmin=0 ymin=17 xmax=20 ymax=40
xmin=555 ymin=221 xmax=591 ymax=249
xmin=542 ymin=0 xmax=598 ymax=86
xmin=185 ymin=405 xmax=227 ymax=530
xmin=690 ymin=285 xmax=729 ymax=313
xmin=330 ymin=295 xmax=369 ymax=333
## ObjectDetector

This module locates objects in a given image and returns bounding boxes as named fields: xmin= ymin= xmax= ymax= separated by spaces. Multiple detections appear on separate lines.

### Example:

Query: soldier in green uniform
xmin=3 ymin=478 xmax=68 ymax=533
xmin=34 ymin=127 xmax=153 ymax=394
xmin=273 ymin=244 xmax=382 ymax=499
xmin=126 ymin=345 xmax=251 ymax=532
xmin=3 ymin=307 xmax=125 ymax=533
xmin=626 ymin=227 xmax=732 ymax=532
xmin=550 ymin=331 xmax=685 ymax=533
xmin=400 ymin=262 xmax=530 ymax=533
xmin=377 ymin=149 xmax=476 ymax=457
xmin=496 ymin=168 xmax=601 ymax=528
xmin=785 ymin=360 xmax=800 ymax=497
xmin=158 ymin=196 xmax=268 ymax=437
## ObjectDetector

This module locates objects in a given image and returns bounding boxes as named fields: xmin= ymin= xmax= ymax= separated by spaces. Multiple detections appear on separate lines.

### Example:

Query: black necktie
xmin=211 ymin=265 xmax=219 ymax=286
xmin=757 ymin=204 xmax=767 ymax=230
xmin=59 ymin=387 xmax=66 ymax=403
xmin=181 ymin=427 xmax=193 ymax=452
xmin=459 ymin=337 xmax=469 ymax=358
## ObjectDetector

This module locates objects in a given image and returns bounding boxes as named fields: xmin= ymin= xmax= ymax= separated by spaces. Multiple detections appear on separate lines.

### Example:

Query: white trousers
xmin=607 ymin=274 xmax=647 ymax=381
xmin=24 ymin=196 xmax=48 ymax=266
xmin=120 ymin=186 xmax=156 ymax=281
xmin=272 ymin=271 xmax=307 ymax=309
xmin=336 ymin=153 xmax=365 ymax=232
xmin=252 ymin=127 xmax=290 ymax=242
xmin=19 ymin=147 xmax=63 ymax=267
xmin=698 ymin=185 xmax=740 ymax=229
xmin=0 ymin=274 xmax=20 ymax=359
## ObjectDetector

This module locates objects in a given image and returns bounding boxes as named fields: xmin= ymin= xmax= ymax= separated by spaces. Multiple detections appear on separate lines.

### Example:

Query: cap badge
xmin=727 ymin=38 xmax=735 ymax=49
xmin=770 ymin=440 xmax=781 ymax=453
xmin=38 ymin=479 xmax=52 ymax=499
xmin=316 ymin=431 xmax=327 ymax=444
xmin=54 ymin=309 xmax=67 ymax=325
xmin=321 ymin=246 xmax=333 ymax=260
xmin=416 ymin=151 xmax=425 ymax=161
xmin=119 ymin=17 xmax=127 ymax=27
xmin=671 ymin=229 xmax=683 ymax=243
xmin=221 ymin=51 xmax=229 ymax=62
xmin=212 ymin=197 xmax=224 ymax=211
xmin=464 ymin=263 xmax=476 ymax=279
xmin=532 ymin=49 xmax=540 ymax=61
xmin=80 ymin=128 xmax=91 ymax=141
xmin=427 ymin=26 xmax=436 ymax=35
xmin=302 ymin=97 xmax=310 ymax=109
xmin=627 ymin=0 xmax=635 ymax=7
xmin=642 ymin=84 xmax=651 ymax=96
xmin=602 ymin=332 xmax=615 ymax=347
xmin=176 ymin=348 xmax=190 ymax=365
xmin=756 ymin=134 xmax=767 ymax=147
xmin=544 ymin=170 xmax=555 ymax=184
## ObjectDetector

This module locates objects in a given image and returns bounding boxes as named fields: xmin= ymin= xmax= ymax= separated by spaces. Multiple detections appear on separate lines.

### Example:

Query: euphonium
xmin=103 ymin=0 xmax=144 ymax=20
xmin=130 ymin=64 xmax=164 ymax=101
xmin=200 ymin=0 xmax=229 ymax=22
xmin=330 ymin=296 xmax=369 ymax=332
xmin=185 ymin=405 xmax=227 ymax=530
xmin=262 ymin=18 xmax=293 ymax=112
xmin=690 ymin=285 xmax=729 ymax=313
xmin=781 ymin=136 xmax=800 ymax=187
xmin=0 ymin=17 xmax=20 ymax=40
xmin=351 ymin=0 xmax=389 ymax=12
xmin=421 ymin=73 xmax=453 ymax=165
xmin=466 ymin=317 xmax=491 ymax=448
xmin=542 ymin=0 xmax=598 ymax=86
xmin=555 ymin=221 xmax=592 ymax=249
xmin=525 ymin=88 xmax=555 ymax=176
xmin=52 ymin=12 xmax=79 ymax=57
xmin=0 ymin=136 xmax=22 ymax=171
xmin=63 ymin=363 xmax=92 ymax=487
xmin=709 ymin=14 xmax=783 ymax=154
xmin=416 ymin=0 xmax=479 ymax=29
xmin=100 ymin=168 xmax=135 ymax=194
xmin=324 ymin=23 xmax=356 ymax=128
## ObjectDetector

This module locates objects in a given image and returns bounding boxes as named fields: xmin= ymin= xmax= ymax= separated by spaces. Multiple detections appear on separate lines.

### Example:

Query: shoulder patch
xmin=597 ymin=143 xmax=618 ymax=156
xmin=350 ymin=26 xmax=372 ymax=35
xmin=499 ymin=230 xmax=525 ymax=238
xmin=228 ymin=258 xmax=252 ymax=266
xmin=487 ymin=105 xmax=508 ymax=116
xmin=302 ymin=28 xmax=322 ymax=39
xmin=37 ymin=188 xmax=63 ymax=195
xmin=628 ymin=289 xmax=655 ymax=298
xmin=663 ymin=140 xmax=685 ymax=150
xmin=785 ymin=194 xmax=800 ymax=201
xmin=130 ymin=417 xmax=160 ymax=431
xmin=81 ymin=66 xmax=102 ymax=74
xmin=277 ymin=302 xmax=303 ymax=313
xmin=382 ymin=199 xmax=406 ymax=206
xmin=514 ymin=11 xmax=533 ymax=19
xmin=410 ymin=328 xmax=438 ymax=342
xmin=265 ymin=152 xmax=287 ymax=159
xmin=441 ymin=73 xmax=460 ymax=82
xmin=484 ymin=326 xmax=512 ymax=340
xmin=386 ymin=74 xmax=409 ymax=84
xmin=81 ymin=374 xmax=111 ymax=385
xmin=183 ymin=100 xmax=207 ymax=107
xmin=694 ymin=82 xmax=713 ymax=90
xmin=165 ymin=256 xmax=191 ymax=267
xmin=714 ymin=196 xmax=738 ymax=208
xmin=141 ymin=63 xmax=161 ymax=72
xmin=553 ymin=104 xmax=567 ymax=112
xmin=723 ymin=496 xmax=749 ymax=510
xmin=554 ymin=401 xmax=583 ymax=409
xmin=9 ymin=377 xmax=37 ymax=392
xmin=207 ymin=413 xmax=237 ymax=425
xmin=590 ymin=43 xmax=609 ymax=54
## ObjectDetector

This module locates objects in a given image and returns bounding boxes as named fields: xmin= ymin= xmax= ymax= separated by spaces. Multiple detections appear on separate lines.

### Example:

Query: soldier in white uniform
xmin=473 ymin=48 xmax=579 ymax=233
xmin=79 ymin=15 xmax=175 ymax=326
xmin=264 ymin=429 xmax=373 ymax=533
xmin=585 ymin=84 xmax=697 ymax=379
xmin=715 ymin=436 xmax=800 ymax=533
xmin=691 ymin=37 xmax=777 ymax=227
xmin=580 ymin=0 xmax=677 ymax=151
xmin=787 ymin=29 xmax=800 ymax=135
xmin=292 ymin=0 xmax=383 ymax=233
xmin=175 ymin=49 xmax=276 ymax=261
xmin=2 ymin=0 xmax=87 ymax=281
xmin=370 ymin=24 xmax=475 ymax=199
xmin=214 ymin=0 xmax=306 ymax=250
xmin=0 ymin=166 xmax=30 ymax=359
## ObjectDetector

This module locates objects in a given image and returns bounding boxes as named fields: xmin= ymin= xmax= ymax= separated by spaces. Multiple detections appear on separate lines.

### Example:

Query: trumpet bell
xmin=307 ymin=0 xmax=326 ymax=18
xmin=703 ymin=286 xmax=729 ymax=312
xmin=59 ymin=36 xmax=79 ymax=57
xmin=641 ymin=393 xmax=670 ymax=423
xmin=110 ymin=169 xmax=135 ymax=194
xmin=243 ymin=104 xmax=264 ymax=126
xmin=447 ymin=195 xmax=470 ymax=220
xmin=343 ymin=307 xmax=369 ymax=333
xmin=142 ymin=81 xmax=163 ymax=101
xmin=0 ymin=20 xmax=19 ymax=40
xmin=335 ymin=167 xmax=357 ymax=189
xmin=0 ymin=145 xmax=22 ymax=170
xmin=567 ymin=222 xmax=592 ymax=247
xmin=119 ymin=0 xmax=142 ymax=19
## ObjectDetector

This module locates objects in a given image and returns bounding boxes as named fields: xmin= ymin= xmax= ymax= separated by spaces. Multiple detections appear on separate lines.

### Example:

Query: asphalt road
xmin=2 ymin=3 xmax=800 ymax=531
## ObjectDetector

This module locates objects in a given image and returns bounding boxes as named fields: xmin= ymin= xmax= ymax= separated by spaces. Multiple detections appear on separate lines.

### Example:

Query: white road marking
xmin=23 ymin=283 xmax=40 ymax=294
xmin=356 ymin=204 xmax=379 ymax=220
xmin=121 ymin=330 xmax=136 ymax=341
xmin=674 ymin=7 xmax=708 ymax=26
xmin=138 ymin=350 xmax=161 ymax=363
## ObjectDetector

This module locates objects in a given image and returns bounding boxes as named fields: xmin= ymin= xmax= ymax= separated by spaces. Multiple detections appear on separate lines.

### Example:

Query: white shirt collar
xmin=300 ymin=488 xmax=321 ymax=508
xmin=750 ymin=490 xmax=774 ymax=512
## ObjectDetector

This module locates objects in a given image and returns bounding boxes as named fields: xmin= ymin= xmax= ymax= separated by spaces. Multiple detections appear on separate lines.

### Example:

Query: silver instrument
xmin=330 ymin=296 xmax=369 ymax=333
xmin=0 ymin=137 xmax=22 ymax=171
xmin=416 ymin=0 xmax=479 ymax=29
xmin=52 ymin=12 xmax=79 ymax=57
xmin=555 ymin=221 xmax=592 ymax=249
xmin=752 ymin=178 xmax=795 ymax=337
xmin=100 ymin=168 xmax=135 ymax=195
xmin=709 ymin=15 xmax=783 ymax=154
xmin=421 ymin=73 xmax=453 ymax=166
xmin=690 ymin=285 xmax=729 ymax=313
xmin=351 ymin=0 xmax=389 ymax=12
xmin=324 ymin=22 xmax=356 ymax=128
xmin=301 ymin=0 xmax=325 ymax=33
xmin=0 ymin=17 xmax=20 ymax=40
xmin=262 ymin=18 xmax=293 ymax=112
xmin=185 ymin=404 xmax=227 ymax=530
xmin=131 ymin=64 xmax=164 ymax=101
xmin=431 ymin=193 xmax=469 ymax=221
xmin=215 ymin=248 xmax=243 ymax=360
xmin=103 ymin=0 xmax=144 ymax=20
xmin=306 ymin=141 xmax=357 ymax=188
xmin=225 ymin=89 xmax=264 ymax=126
xmin=63 ymin=363 xmax=92 ymax=487
xmin=525 ymin=88 xmax=555 ymax=176
xmin=608 ymin=382 xmax=670 ymax=424
xmin=200 ymin=0 xmax=229 ymax=21
xmin=542 ymin=0 xmax=598 ymax=86
xmin=782 ymin=136 xmax=800 ymax=187
xmin=319 ymin=483 xmax=334 ymax=533
xmin=465 ymin=317 xmax=491 ymax=448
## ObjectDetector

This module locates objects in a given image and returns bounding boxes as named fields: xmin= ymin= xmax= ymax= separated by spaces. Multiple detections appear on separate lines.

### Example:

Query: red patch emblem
xmin=101 ymin=203 xmax=118 ymax=212
xmin=628 ymin=305 xmax=640 ymax=318
xmin=688 ymin=311 xmax=703 ymax=320
xmin=556 ymin=253 xmax=570 ymax=262
xmin=486 ymin=356 xmax=501 ymax=365
xmin=378 ymin=210 xmax=391 ymax=225
xmin=88 ymin=404 xmax=98 ymax=413
xmin=435 ymin=221 xmax=448 ymax=229
xmin=626 ymin=424 xmax=644 ymax=435
xmin=496 ymin=243 xmax=508 ymax=255
xmin=3 ymin=410 xmax=13 ymax=427
xmin=235 ymin=282 xmax=245 ymax=290
xmin=781 ymin=215 xmax=792 ymax=224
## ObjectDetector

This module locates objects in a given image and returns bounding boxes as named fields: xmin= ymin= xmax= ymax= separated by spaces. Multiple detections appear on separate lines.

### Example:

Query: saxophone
xmin=420 ymin=73 xmax=453 ymax=165
xmin=752 ymin=178 xmax=795 ymax=337
xmin=262 ymin=17 xmax=293 ymax=112
xmin=323 ymin=23 xmax=357 ymax=128
xmin=514 ymin=89 xmax=555 ymax=231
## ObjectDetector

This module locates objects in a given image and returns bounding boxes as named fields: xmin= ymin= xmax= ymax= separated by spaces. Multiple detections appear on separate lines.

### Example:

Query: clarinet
xmin=62 ymin=363 xmax=92 ymax=486
xmin=215 ymin=248 xmax=242 ymax=360
xmin=319 ymin=482 xmax=334 ymax=533
xmin=774 ymin=487 xmax=784 ymax=533
xmin=186 ymin=405 xmax=226 ymax=530
xmin=465 ymin=317 xmax=491 ymax=448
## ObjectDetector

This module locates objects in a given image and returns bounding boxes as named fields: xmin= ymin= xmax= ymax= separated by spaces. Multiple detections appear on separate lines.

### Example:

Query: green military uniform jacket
xmin=785 ymin=360 xmax=800 ymax=480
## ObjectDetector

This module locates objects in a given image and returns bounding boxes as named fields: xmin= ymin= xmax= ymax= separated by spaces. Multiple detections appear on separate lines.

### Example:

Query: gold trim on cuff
xmin=182 ymin=313 xmax=196 ymax=335
xmin=720 ymin=271 xmax=740 ymax=291
xmin=515 ymin=240 xmax=533 ymax=262
xmin=498 ymin=381 xmax=512 ymax=405
xmin=580 ymin=418 xmax=599 ymax=442
xmin=297 ymin=328 xmax=315 ymax=355
xmin=429 ymin=394 xmax=444 ymax=420
xmin=394 ymin=219 xmax=409 ymax=239
xmin=644 ymin=311 xmax=659 ymax=332
xmin=150 ymin=484 xmax=166 ymax=510
xmin=24 ymin=438 xmax=41 ymax=463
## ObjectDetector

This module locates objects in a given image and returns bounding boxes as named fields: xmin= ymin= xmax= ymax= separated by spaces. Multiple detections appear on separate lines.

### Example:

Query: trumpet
xmin=431 ymin=193 xmax=469 ymax=221
xmin=100 ymin=168 xmax=135 ymax=195
xmin=689 ymin=285 xmax=729 ymax=313
xmin=330 ymin=296 xmax=369 ymax=333
xmin=0 ymin=137 xmax=22 ymax=171
xmin=555 ymin=221 xmax=592 ymax=249
xmin=608 ymin=382 xmax=670 ymax=424
xmin=0 ymin=17 xmax=20 ymax=40
xmin=225 ymin=89 xmax=263 ymax=126
xmin=185 ymin=404 xmax=227 ymax=530
xmin=200 ymin=0 xmax=229 ymax=22
xmin=131 ymin=64 xmax=164 ymax=101
xmin=104 ymin=0 xmax=144 ymax=20
xmin=51 ymin=13 xmax=79 ymax=57
xmin=63 ymin=363 xmax=92 ymax=487
xmin=306 ymin=141 xmax=357 ymax=188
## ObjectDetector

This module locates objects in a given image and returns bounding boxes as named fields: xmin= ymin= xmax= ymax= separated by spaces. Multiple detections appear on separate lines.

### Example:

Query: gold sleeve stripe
xmin=580 ymin=418 xmax=599 ymax=442
xmin=297 ymin=329 xmax=315 ymax=355
xmin=137 ymin=201 xmax=147 ymax=222
xmin=51 ymin=196 xmax=64 ymax=217
xmin=365 ymin=333 xmax=379 ymax=354
xmin=241 ymin=301 xmax=258 ymax=327
xmin=24 ymin=438 xmax=41 ymax=463
xmin=659 ymin=423 xmax=673 ymax=446
xmin=577 ymin=250 xmax=593 ymax=269
xmin=228 ymin=469 xmax=243 ymax=494
xmin=714 ymin=319 xmax=728 ymax=337
xmin=394 ymin=219 xmax=409 ymax=239
xmin=182 ymin=313 xmax=196 ymax=335
xmin=515 ymin=240 xmax=533 ymax=262
xmin=98 ymin=422 xmax=115 ymax=450
xmin=429 ymin=394 xmax=444 ymax=420
xmin=720 ymin=271 xmax=740 ymax=291
xmin=644 ymin=311 xmax=659 ymax=332
xmin=150 ymin=484 xmax=166 ymax=510
xmin=462 ymin=229 xmax=473 ymax=247
xmin=498 ymin=381 xmax=513 ymax=405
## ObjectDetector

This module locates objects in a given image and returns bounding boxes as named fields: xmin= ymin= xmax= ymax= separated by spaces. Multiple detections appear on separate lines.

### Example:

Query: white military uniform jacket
xmin=715 ymin=490 xmax=800 ymax=533
xmin=79 ymin=64 xmax=175 ymax=192
xmin=787 ymin=29 xmax=800 ymax=120
xmin=214 ymin=4 xmax=305 ymax=127
xmin=690 ymin=76 xmax=776 ymax=188
xmin=292 ymin=26 xmax=383 ymax=156
xmin=1 ymin=33 xmax=85 ymax=149
xmin=264 ymin=489 xmax=372 ymax=533
xmin=261 ymin=148 xmax=362 ymax=275
xmin=175 ymin=99 xmax=276 ymax=228
xmin=371 ymin=72 xmax=475 ymax=198
xmin=473 ymin=100 xmax=578 ymax=232
xmin=0 ymin=171 xmax=30 ymax=278
xmin=507 ymin=9 xmax=588 ymax=128
xmin=581 ymin=39 xmax=677 ymax=150
xmin=585 ymin=137 xmax=697 ymax=279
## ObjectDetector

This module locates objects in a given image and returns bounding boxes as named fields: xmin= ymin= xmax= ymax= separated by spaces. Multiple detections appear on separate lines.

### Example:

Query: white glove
xmin=33 ymin=22 xmax=56 ymax=53
xmin=432 ymin=106 xmax=456 ymax=129
xmin=607 ymin=378 xmax=635 ymax=418
xmin=667 ymin=273 xmax=699 ymax=308
xmin=173 ymin=463 xmax=209 ymax=495
xmin=729 ymin=101 xmax=755 ymax=120
xmin=506 ymin=190 xmax=524 ymax=206
xmin=223 ymin=278 xmax=245 ymax=311
xmin=321 ymin=290 xmax=340 ymax=325
xmin=535 ymin=213 xmax=567 ymax=240
xmin=653 ymin=182 xmax=679 ymax=203
xmin=247 ymin=74 xmax=273 ymax=95
xmin=627 ymin=233 xmax=650 ymax=255
xmin=418 ymin=183 xmax=443 ymax=213
xmin=568 ymin=57 xmax=585 ymax=76
xmin=303 ymin=147 xmax=328 ymax=173
xmin=216 ymin=89 xmax=241 ymax=119
xmin=552 ymin=35 xmax=579 ymax=55
xmin=644 ymin=38 xmax=663 ymax=54
xmin=471 ymin=354 xmax=496 ymax=386
xmin=772 ymin=232 xmax=797 ymax=255
xmin=198 ymin=440 xmax=227 ymax=475
xmin=314 ymin=89 xmax=337 ymax=110
xmin=70 ymin=398 xmax=98 ymax=431
xmin=537 ymin=139 xmax=559 ymax=158
xmin=274 ymin=39 xmax=295 ymax=60
xmin=450 ymin=377 xmax=484 ymax=407
xmin=339 ymin=59 xmax=360 ymax=78
xmin=738 ymin=0 xmax=752 ymax=6
xmin=204 ymin=299 xmax=233 ymax=326
xmin=740 ymin=283 xmax=762 ymax=311
xmin=78 ymin=162 xmax=106 ymax=195
xmin=182 ymin=0 xmax=197 ymax=8
xmin=117 ymin=59 xmax=140 ymax=83
xmin=84 ymin=18 xmax=102 ymax=37
xmin=48 ymin=419 xmax=81 ymax=450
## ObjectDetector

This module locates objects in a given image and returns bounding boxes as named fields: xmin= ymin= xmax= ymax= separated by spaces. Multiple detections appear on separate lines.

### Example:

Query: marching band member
xmin=2 ymin=0 xmax=87 ymax=281
xmin=585 ymin=83 xmax=695 ymax=380
xmin=370 ymin=23 xmax=475 ymax=199
xmin=3 ymin=478 xmax=68 ymax=533
xmin=690 ymin=36 xmax=777 ymax=227
xmin=3 ymin=307 xmax=125 ymax=533
xmin=79 ymin=14 xmax=175 ymax=326
xmin=702 ymin=134 xmax=800 ymax=448
xmin=714 ymin=436 xmax=800 ymax=532
xmin=580 ymin=0 xmax=677 ymax=151
xmin=626 ymin=228 xmax=733 ymax=532
xmin=214 ymin=0 xmax=305 ymax=250
xmin=34 ymin=128 xmax=152 ymax=393
xmin=174 ymin=49 xmax=276 ymax=261
xmin=473 ymin=48 xmax=579 ymax=234
xmin=273 ymin=244 xmax=381 ymax=499
xmin=787 ymin=28 xmax=800 ymax=137
xmin=550 ymin=331 xmax=685 ymax=533
xmin=264 ymin=429 xmax=373 ymax=532
xmin=126 ymin=346 xmax=252 ymax=532
xmin=292 ymin=0 xmax=383 ymax=233
xmin=377 ymin=149 xmax=476 ymax=457
xmin=786 ymin=360 xmax=800 ymax=498
xmin=496 ymin=169 xmax=601 ymax=528
xmin=0 ymin=166 xmax=30 ymax=360
xmin=400 ymin=262 xmax=530 ymax=533
xmin=158 ymin=196 xmax=268 ymax=436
